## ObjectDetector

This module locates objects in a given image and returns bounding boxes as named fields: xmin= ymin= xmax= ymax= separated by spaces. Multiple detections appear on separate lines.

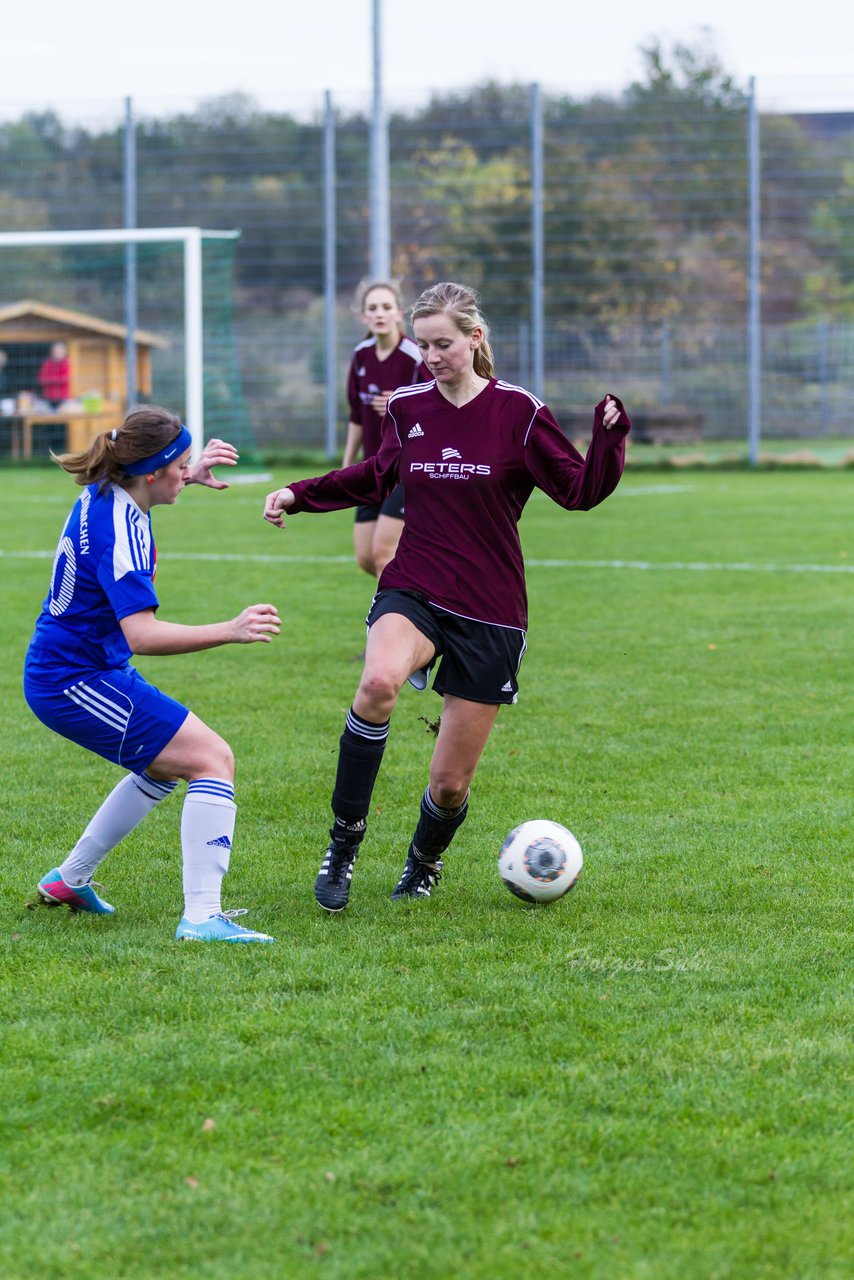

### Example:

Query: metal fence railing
xmin=0 ymin=78 xmax=851 ymax=454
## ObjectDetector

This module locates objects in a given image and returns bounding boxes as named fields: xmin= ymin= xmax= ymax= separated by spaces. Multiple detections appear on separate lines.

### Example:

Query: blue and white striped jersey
xmin=26 ymin=483 xmax=160 ymax=677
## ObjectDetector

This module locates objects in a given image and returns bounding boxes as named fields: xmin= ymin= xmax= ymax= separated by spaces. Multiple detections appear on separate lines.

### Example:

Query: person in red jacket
xmin=264 ymin=281 xmax=631 ymax=914
xmin=38 ymin=342 xmax=71 ymax=409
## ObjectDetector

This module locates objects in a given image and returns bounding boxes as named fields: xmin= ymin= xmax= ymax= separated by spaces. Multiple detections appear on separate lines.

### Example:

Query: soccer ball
xmin=498 ymin=820 xmax=583 ymax=903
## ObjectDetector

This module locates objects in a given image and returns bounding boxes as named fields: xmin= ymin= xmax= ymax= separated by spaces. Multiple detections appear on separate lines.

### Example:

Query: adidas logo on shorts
xmin=501 ymin=681 xmax=513 ymax=693
xmin=408 ymin=423 xmax=424 ymax=438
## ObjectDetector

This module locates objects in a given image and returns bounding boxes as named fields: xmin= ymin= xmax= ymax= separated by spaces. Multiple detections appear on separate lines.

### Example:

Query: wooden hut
xmin=0 ymin=300 xmax=168 ymax=458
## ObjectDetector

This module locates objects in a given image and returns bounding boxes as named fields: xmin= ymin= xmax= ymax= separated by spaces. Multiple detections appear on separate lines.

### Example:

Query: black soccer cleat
xmin=315 ymin=842 xmax=359 ymax=912
xmin=391 ymin=847 xmax=443 ymax=900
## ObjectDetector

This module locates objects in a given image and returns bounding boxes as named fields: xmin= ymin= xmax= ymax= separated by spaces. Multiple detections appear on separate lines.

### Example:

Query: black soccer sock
xmin=330 ymin=707 xmax=390 ymax=845
xmin=410 ymin=786 xmax=469 ymax=862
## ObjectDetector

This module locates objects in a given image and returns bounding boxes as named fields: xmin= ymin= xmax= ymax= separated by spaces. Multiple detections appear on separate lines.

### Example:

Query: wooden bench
xmin=622 ymin=406 xmax=704 ymax=446
xmin=1 ymin=408 xmax=121 ymax=460
xmin=562 ymin=404 xmax=704 ymax=446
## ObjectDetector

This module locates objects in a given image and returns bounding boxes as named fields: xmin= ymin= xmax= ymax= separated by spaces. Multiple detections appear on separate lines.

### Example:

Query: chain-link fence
xmin=0 ymin=77 xmax=851 ymax=455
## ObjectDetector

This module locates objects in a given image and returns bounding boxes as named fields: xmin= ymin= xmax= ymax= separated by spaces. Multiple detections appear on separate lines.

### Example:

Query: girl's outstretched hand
xmin=189 ymin=438 xmax=240 ymax=489
xmin=602 ymin=396 xmax=622 ymax=430
xmin=263 ymin=487 xmax=295 ymax=527
xmin=232 ymin=603 xmax=281 ymax=643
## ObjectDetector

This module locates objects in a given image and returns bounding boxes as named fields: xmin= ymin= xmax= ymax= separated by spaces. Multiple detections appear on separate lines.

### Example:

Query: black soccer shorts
xmin=354 ymin=482 xmax=405 ymax=524
xmin=367 ymin=588 xmax=526 ymax=705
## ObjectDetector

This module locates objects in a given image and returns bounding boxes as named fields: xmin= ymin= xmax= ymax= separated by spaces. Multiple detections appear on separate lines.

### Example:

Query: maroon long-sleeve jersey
xmin=289 ymin=378 xmax=630 ymax=630
xmin=346 ymin=335 xmax=429 ymax=459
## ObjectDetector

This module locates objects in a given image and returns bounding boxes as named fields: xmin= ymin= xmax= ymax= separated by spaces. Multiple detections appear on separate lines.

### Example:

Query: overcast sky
xmin=2 ymin=0 xmax=851 ymax=121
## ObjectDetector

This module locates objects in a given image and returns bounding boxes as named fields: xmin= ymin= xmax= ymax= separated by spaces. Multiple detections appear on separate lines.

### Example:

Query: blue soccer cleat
xmin=175 ymin=909 xmax=275 ymax=943
xmin=37 ymin=868 xmax=115 ymax=914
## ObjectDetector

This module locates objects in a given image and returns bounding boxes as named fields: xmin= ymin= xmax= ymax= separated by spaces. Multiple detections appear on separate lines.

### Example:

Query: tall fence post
xmin=369 ymin=0 xmax=391 ymax=278
xmin=660 ymin=321 xmax=672 ymax=405
xmin=530 ymin=82 xmax=545 ymax=399
xmin=817 ymin=318 xmax=829 ymax=431
xmin=123 ymin=96 xmax=138 ymax=410
xmin=747 ymin=76 xmax=761 ymax=464
xmin=518 ymin=319 xmax=530 ymax=389
xmin=324 ymin=91 xmax=338 ymax=460
xmin=184 ymin=228 xmax=204 ymax=458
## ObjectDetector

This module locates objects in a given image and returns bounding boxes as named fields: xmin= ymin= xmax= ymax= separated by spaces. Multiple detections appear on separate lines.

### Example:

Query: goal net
xmin=0 ymin=228 xmax=253 ymax=461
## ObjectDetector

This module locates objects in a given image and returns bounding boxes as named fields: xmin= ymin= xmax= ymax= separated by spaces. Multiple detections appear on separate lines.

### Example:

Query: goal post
xmin=0 ymin=227 xmax=240 ymax=461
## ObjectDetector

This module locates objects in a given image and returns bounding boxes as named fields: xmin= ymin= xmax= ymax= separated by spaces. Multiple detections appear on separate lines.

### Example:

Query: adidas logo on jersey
xmin=408 ymin=423 xmax=424 ymax=438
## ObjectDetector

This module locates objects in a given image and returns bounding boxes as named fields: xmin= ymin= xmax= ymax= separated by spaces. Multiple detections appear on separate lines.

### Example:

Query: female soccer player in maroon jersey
xmin=343 ymin=281 xmax=429 ymax=578
xmin=264 ymin=281 xmax=630 ymax=912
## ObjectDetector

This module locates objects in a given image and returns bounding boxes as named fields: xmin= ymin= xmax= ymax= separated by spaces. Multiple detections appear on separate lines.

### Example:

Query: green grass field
xmin=1 ymin=465 xmax=851 ymax=1279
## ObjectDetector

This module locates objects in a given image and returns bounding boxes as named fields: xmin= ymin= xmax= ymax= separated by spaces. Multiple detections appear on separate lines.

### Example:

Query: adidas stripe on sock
xmin=345 ymin=707 xmax=390 ymax=743
xmin=181 ymin=778 xmax=237 ymax=924
xmin=411 ymin=786 xmax=469 ymax=860
xmin=330 ymin=708 xmax=390 ymax=838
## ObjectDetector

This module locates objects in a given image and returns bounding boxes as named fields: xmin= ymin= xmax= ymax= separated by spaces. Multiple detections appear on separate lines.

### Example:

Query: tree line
xmin=0 ymin=37 xmax=851 ymax=327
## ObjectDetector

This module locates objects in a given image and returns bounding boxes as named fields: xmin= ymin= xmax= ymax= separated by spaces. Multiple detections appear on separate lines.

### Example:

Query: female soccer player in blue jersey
xmin=343 ymin=281 xmax=429 ymax=578
xmin=264 ymin=282 xmax=630 ymax=913
xmin=25 ymin=407 xmax=281 ymax=943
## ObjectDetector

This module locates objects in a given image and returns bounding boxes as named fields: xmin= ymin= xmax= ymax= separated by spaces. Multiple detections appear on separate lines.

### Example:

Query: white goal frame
xmin=0 ymin=226 xmax=240 ymax=460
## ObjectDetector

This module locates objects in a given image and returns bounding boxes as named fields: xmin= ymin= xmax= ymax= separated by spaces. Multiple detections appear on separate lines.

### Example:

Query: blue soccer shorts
xmin=24 ymin=664 xmax=190 ymax=772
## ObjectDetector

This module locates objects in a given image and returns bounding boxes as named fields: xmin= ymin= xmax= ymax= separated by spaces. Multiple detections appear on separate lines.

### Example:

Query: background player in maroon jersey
xmin=264 ymin=281 xmax=630 ymax=913
xmin=343 ymin=281 xmax=428 ymax=578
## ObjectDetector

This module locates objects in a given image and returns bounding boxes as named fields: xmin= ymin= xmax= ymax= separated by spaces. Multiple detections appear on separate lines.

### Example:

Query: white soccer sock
xmin=181 ymin=779 xmax=236 ymax=923
xmin=59 ymin=772 xmax=177 ymax=886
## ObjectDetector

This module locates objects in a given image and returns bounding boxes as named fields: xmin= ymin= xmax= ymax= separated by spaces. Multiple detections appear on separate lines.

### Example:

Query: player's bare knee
xmin=144 ymin=763 xmax=180 ymax=784
xmin=372 ymin=536 xmax=397 ymax=576
xmin=357 ymin=669 xmax=401 ymax=715
xmin=429 ymin=773 xmax=469 ymax=810
xmin=213 ymin=739 xmax=235 ymax=779
xmin=194 ymin=733 xmax=233 ymax=781
xmin=356 ymin=551 xmax=376 ymax=576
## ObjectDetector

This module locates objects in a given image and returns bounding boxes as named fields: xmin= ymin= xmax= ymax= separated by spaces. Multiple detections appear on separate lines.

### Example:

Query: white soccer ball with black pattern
xmin=498 ymin=820 xmax=583 ymax=903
